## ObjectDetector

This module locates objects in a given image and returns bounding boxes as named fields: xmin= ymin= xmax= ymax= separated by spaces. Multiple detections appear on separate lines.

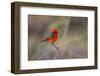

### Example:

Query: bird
xmin=41 ymin=29 xmax=58 ymax=43
xmin=40 ymin=28 xmax=61 ymax=59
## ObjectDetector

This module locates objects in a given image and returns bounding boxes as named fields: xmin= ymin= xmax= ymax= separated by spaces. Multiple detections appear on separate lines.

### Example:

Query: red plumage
xmin=41 ymin=29 xmax=58 ymax=43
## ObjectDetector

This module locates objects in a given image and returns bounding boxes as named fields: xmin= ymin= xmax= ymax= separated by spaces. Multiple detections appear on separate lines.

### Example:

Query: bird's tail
xmin=40 ymin=38 xmax=50 ymax=42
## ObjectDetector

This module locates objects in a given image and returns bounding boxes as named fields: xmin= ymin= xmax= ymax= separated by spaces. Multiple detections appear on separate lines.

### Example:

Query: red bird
xmin=41 ymin=29 xmax=58 ymax=43
xmin=41 ymin=29 xmax=61 ymax=59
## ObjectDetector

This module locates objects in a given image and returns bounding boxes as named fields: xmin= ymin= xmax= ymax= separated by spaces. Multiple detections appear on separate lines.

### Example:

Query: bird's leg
xmin=52 ymin=43 xmax=61 ymax=59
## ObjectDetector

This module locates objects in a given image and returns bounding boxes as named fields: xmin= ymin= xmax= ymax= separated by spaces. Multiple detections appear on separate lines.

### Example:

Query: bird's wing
xmin=49 ymin=33 xmax=55 ymax=39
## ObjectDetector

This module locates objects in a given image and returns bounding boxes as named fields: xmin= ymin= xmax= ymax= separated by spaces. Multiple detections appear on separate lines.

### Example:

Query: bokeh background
xmin=28 ymin=15 xmax=88 ymax=60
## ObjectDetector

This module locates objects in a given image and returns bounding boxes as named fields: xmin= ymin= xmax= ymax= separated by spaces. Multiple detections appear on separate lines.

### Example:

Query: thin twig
xmin=52 ymin=43 xmax=61 ymax=59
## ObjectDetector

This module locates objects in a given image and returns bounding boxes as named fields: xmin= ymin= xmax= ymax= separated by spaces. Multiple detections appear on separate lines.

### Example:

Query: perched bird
xmin=41 ymin=29 xmax=58 ymax=43
xmin=41 ymin=28 xmax=61 ymax=59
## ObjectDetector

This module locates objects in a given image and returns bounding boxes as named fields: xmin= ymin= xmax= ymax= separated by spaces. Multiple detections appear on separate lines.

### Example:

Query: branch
xmin=52 ymin=43 xmax=61 ymax=59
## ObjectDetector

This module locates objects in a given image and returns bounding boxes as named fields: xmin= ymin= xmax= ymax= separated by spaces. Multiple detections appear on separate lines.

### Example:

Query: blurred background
xmin=28 ymin=15 xmax=88 ymax=60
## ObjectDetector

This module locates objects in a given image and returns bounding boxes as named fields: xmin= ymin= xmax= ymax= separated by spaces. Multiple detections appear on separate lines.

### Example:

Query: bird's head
xmin=52 ymin=29 xmax=58 ymax=34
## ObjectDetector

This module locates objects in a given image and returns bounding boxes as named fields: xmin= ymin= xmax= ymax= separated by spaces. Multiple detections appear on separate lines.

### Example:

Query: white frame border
xmin=20 ymin=6 xmax=95 ymax=70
